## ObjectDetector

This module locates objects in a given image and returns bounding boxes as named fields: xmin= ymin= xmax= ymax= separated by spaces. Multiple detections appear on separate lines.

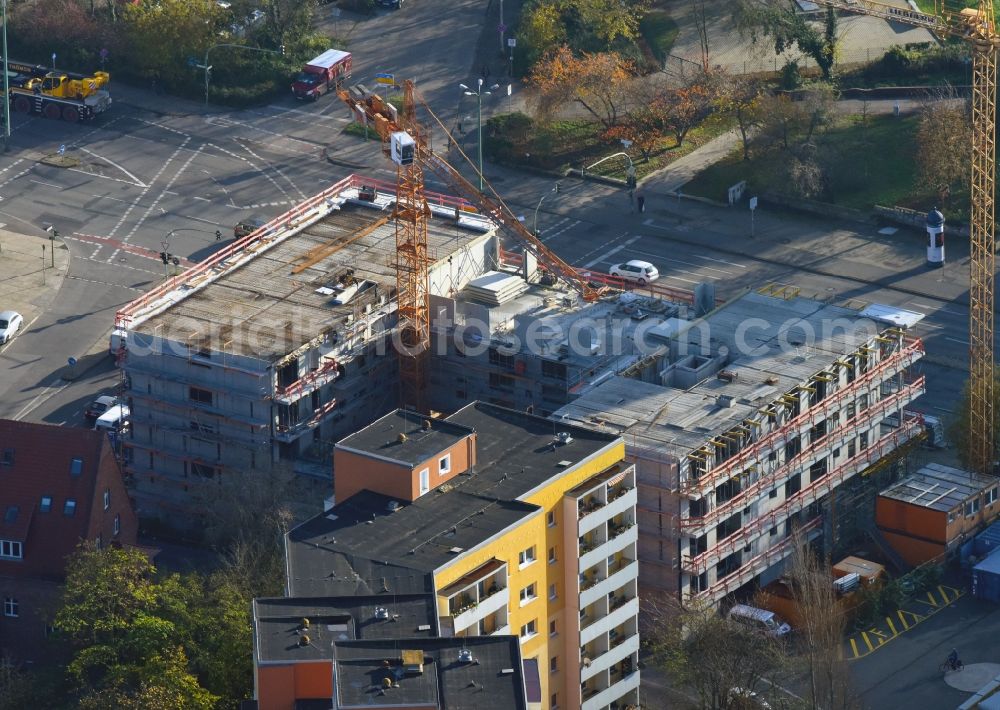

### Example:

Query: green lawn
xmin=684 ymin=113 xmax=966 ymax=217
xmin=638 ymin=10 xmax=679 ymax=66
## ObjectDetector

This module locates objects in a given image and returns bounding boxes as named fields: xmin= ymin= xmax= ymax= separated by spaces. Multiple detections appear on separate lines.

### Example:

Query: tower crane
xmin=338 ymin=80 xmax=604 ymax=412
xmin=815 ymin=0 xmax=998 ymax=474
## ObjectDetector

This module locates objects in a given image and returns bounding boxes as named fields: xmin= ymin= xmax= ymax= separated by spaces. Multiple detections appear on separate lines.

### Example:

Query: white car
xmin=609 ymin=260 xmax=659 ymax=285
xmin=0 ymin=311 xmax=23 ymax=344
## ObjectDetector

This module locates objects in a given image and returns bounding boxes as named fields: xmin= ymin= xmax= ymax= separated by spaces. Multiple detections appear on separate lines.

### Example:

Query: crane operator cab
xmin=391 ymin=131 xmax=415 ymax=166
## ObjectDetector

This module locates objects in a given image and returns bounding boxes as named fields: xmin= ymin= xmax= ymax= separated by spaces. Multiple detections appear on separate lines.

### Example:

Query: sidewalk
xmin=0 ymin=229 xmax=69 ymax=333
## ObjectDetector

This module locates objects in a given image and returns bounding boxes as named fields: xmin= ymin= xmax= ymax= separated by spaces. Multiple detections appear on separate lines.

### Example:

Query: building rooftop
xmin=338 ymin=410 xmax=474 ymax=466
xmin=333 ymin=636 xmax=526 ymax=710
xmin=879 ymin=462 xmax=996 ymax=512
xmin=131 ymin=187 xmax=491 ymax=362
xmin=287 ymin=402 xmax=619 ymax=594
xmin=253 ymin=594 xmax=437 ymax=664
xmin=553 ymin=291 xmax=902 ymax=457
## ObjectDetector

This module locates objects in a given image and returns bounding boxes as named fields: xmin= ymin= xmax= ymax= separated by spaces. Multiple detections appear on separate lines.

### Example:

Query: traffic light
xmin=215 ymin=230 xmax=222 ymax=241
xmin=160 ymin=251 xmax=168 ymax=264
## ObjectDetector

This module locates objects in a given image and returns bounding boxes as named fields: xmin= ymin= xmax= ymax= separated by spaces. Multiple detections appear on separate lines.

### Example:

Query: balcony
xmin=274 ymin=355 xmax=342 ymax=403
xmin=582 ymin=667 xmax=640 ymax=710
xmin=581 ymin=557 xmax=638 ymax=609
xmin=440 ymin=559 xmax=509 ymax=635
xmin=581 ymin=631 xmax=640 ymax=682
xmin=580 ymin=596 xmax=639 ymax=646
xmin=579 ymin=486 xmax=637 ymax=537
xmin=274 ymin=398 xmax=339 ymax=442
xmin=580 ymin=525 xmax=638 ymax=572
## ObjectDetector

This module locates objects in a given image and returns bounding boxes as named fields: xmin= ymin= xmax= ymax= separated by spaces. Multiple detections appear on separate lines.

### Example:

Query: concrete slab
xmin=946 ymin=663 xmax=1000 ymax=693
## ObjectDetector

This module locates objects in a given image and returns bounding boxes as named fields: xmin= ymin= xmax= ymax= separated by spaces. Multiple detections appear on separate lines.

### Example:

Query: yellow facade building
xmin=286 ymin=403 xmax=641 ymax=710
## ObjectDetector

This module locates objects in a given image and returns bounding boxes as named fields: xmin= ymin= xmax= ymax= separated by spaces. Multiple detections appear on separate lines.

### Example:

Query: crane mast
xmin=819 ymin=0 xmax=998 ymax=473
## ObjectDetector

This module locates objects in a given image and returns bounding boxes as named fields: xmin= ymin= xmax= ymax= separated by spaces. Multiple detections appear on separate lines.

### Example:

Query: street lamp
xmin=1 ymin=0 xmax=10 ymax=152
xmin=533 ymin=182 xmax=561 ymax=236
xmin=202 ymin=43 xmax=285 ymax=106
xmin=460 ymin=79 xmax=499 ymax=192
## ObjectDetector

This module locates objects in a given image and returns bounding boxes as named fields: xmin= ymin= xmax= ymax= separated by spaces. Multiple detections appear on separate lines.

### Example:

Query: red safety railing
xmin=681 ymin=412 xmax=924 ymax=575
xmin=680 ymin=376 xmax=925 ymax=531
xmin=275 ymin=357 xmax=341 ymax=401
xmin=681 ymin=338 xmax=924 ymax=494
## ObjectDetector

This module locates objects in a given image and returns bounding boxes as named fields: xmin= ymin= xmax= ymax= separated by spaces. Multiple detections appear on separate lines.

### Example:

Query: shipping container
xmin=971 ymin=549 xmax=1000 ymax=603
xmin=974 ymin=521 xmax=1000 ymax=558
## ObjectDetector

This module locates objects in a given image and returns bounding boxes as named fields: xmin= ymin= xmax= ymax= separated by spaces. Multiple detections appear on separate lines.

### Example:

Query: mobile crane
xmin=810 ymin=1 xmax=998 ymax=474
xmin=338 ymin=80 xmax=604 ymax=411
xmin=4 ymin=60 xmax=111 ymax=122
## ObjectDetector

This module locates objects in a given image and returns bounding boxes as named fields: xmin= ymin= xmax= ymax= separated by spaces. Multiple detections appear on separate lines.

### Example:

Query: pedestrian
xmin=628 ymin=189 xmax=634 ymax=213
xmin=637 ymin=192 xmax=645 ymax=214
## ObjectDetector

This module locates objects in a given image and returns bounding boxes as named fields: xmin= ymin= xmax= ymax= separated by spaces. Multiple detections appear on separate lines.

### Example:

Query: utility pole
xmin=1 ymin=0 xmax=9 ymax=152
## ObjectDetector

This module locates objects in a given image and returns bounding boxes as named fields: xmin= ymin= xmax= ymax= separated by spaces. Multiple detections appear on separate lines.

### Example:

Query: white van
xmin=727 ymin=604 xmax=791 ymax=637
xmin=94 ymin=404 xmax=130 ymax=434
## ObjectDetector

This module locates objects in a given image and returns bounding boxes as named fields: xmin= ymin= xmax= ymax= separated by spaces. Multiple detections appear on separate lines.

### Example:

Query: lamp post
xmin=533 ymin=182 xmax=561 ymax=236
xmin=202 ymin=43 xmax=285 ymax=106
xmin=1 ymin=0 xmax=10 ymax=152
xmin=460 ymin=79 xmax=499 ymax=192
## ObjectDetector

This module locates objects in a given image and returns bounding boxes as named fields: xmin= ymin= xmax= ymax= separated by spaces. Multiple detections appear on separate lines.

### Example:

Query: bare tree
xmin=693 ymin=0 xmax=711 ymax=72
xmin=716 ymin=73 xmax=765 ymax=161
xmin=915 ymin=88 xmax=972 ymax=208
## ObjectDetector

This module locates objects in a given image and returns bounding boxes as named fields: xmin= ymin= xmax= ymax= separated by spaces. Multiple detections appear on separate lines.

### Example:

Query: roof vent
xmin=381 ymin=677 xmax=392 ymax=689
xmin=387 ymin=500 xmax=401 ymax=513
xmin=765 ymin=376 xmax=780 ymax=385
xmin=300 ymin=617 xmax=311 ymax=629
xmin=449 ymin=546 xmax=464 ymax=554
xmin=557 ymin=460 xmax=572 ymax=467
xmin=374 ymin=607 xmax=390 ymax=620
xmin=718 ymin=369 xmax=738 ymax=383
xmin=422 ymin=419 xmax=432 ymax=431
xmin=716 ymin=395 xmax=734 ymax=409
xmin=500 ymin=668 xmax=515 ymax=675
xmin=417 ymin=624 xmax=431 ymax=632
xmin=556 ymin=431 xmax=574 ymax=445
xmin=458 ymin=648 xmax=474 ymax=664
xmin=398 ymin=433 xmax=408 ymax=443
xmin=299 ymin=634 xmax=310 ymax=646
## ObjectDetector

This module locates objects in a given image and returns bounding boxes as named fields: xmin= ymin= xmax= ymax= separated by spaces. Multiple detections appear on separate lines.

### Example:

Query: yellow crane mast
xmin=817 ymin=0 xmax=998 ymax=473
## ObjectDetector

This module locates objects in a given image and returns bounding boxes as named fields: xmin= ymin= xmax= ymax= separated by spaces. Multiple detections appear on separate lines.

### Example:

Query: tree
xmin=529 ymin=45 xmax=636 ymax=128
xmin=643 ymin=594 xmax=787 ymax=710
xmin=122 ymin=0 xmax=224 ymax=88
xmin=693 ymin=0 xmax=712 ymax=72
xmin=734 ymin=0 xmax=838 ymax=81
xmin=0 ymin=657 xmax=35 ymax=710
xmin=946 ymin=367 xmax=1000 ymax=470
xmin=915 ymin=95 xmax=972 ymax=207
xmin=717 ymin=73 xmax=765 ymax=161
xmin=662 ymin=78 xmax=718 ymax=147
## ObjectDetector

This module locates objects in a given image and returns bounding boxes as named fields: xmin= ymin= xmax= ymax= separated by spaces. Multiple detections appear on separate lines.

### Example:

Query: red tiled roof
xmin=0 ymin=420 xmax=132 ymax=580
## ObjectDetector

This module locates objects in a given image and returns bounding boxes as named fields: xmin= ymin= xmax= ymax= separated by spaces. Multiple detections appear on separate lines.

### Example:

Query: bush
xmin=781 ymin=61 xmax=803 ymax=90
xmin=484 ymin=112 xmax=534 ymax=162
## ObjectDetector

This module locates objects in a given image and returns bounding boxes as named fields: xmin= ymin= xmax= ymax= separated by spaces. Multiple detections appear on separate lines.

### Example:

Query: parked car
xmin=85 ymin=395 xmax=118 ymax=422
xmin=377 ymin=0 xmax=403 ymax=7
xmin=0 ymin=310 xmax=23 ymax=344
xmin=728 ymin=604 xmax=792 ymax=638
xmin=609 ymin=260 xmax=659 ymax=285
xmin=233 ymin=216 xmax=267 ymax=239
xmin=94 ymin=404 xmax=130 ymax=434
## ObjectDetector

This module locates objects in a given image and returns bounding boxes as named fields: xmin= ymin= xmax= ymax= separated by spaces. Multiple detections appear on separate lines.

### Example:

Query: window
xmin=3 ymin=506 xmax=17 ymax=525
xmin=3 ymin=598 xmax=17 ymax=617
xmin=548 ymin=547 xmax=557 ymax=564
xmin=770 ymin=526 xmax=778 ymax=536
xmin=769 ymin=488 xmax=777 ymax=499
xmin=549 ymin=583 xmax=557 ymax=600
xmin=489 ymin=372 xmax=515 ymax=392
xmin=95 ymin=534 xmax=102 ymax=551
xmin=551 ymin=693 xmax=558 ymax=709
xmin=103 ymin=489 xmax=110 ymax=510
xmin=190 ymin=420 xmax=216 ymax=437
xmin=519 ymin=619 xmax=537 ymax=640
xmin=418 ymin=468 xmax=430 ymax=495
xmin=439 ymin=454 xmax=451 ymax=476
xmin=519 ymin=583 xmax=537 ymax=605
xmin=0 ymin=540 xmax=22 ymax=559
xmin=518 ymin=546 xmax=536 ymax=567
xmin=541 ymin=360 xmax=566 ymax=379
xmin=547 ymin=511 xmax=556 ymax=527
xmin=833 ymin=447 xmax=841 ymax=458
xmin=39 ymin=496 xmax=51 ymax=513
xmin=114 ymin=514 xmax=121 ymax=536
xmin=64 ymin=499 xmax=76 ymax=517
xmin=488 ymin=347 xmax=515 ymax=369
xmin=549 ymin=619 xmax=557 ymax=636
xmin=190 ymin=463 xmax=217 ymax=479
xmin=859 ymin=432 xmax=869 ymax=450
xmin=550 ymin=656 xmax=558 ymax=673
xmin=966 ymin=498 xmax=981 ymax=517
xmin=188 ymin=386 xmax=213 ymax=405
xmin=988 ymin=487 xmax=998 ymax=506
xmin=948 ymin=510 xmax=957 ymax=524
xmin=69 ymin=457 xmax=83 ymax=476
xmin=1 ymin=448 xmax=13 ymax=466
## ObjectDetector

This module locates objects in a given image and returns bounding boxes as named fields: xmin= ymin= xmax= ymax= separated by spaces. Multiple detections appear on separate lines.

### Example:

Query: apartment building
xmin=553 ymin=290 xmax=926 ymax=604
xmin=285 ymin=403 xmax=641 ymax=710
xmin=115 ymin=175 xmax=498 ymax=530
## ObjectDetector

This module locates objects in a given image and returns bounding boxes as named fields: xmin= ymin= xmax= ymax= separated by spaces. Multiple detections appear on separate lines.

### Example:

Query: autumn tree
xmin=915 ymin=95 xmax=972 ymax=207
xmin=717 ymin=73 xmax=765 ymax=161
xmin=734 ymin=0 xmax=838 ymax=80
xmin=517 ymin=0 xmax=645 ymax=70
xmin=529 ymin=45 xmax=636 ymax=128
xmin=122 ymin=0 xmax=224 ymax=88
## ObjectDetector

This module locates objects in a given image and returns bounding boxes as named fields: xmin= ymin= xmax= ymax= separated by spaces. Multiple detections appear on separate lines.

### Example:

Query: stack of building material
xmin=462 ymin=271 xmax=529 ymax=306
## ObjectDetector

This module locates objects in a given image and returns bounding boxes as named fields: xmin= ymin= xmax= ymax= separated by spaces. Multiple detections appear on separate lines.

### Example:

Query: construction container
xmin=972 ymin=550 xmax=1000 ymax=603
xmin=974 ymin=521 xmax=1000 ymax=558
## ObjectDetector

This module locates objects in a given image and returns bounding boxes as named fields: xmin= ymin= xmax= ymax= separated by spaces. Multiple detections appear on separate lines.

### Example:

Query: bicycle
xmin=939 ymin=659 xmax=964 ymax=674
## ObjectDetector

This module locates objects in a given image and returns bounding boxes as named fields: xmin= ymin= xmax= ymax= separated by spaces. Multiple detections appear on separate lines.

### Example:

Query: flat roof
xmin=338 ymin=409 xmax=474 ymax=466
xmin=288 ymin=402 xmax=619 ymax=593
xmin=253 ymin=594 xmax=437 ymax=663
xmin=553 ymin=291 xmax=900 ymax=457
xmin=134 ymin=197 xmax=485 ymax=362
xmin=879 ymin=462 xmax=996 ymax=512
xmin=334 ymin=636 xmax=526 ymax=710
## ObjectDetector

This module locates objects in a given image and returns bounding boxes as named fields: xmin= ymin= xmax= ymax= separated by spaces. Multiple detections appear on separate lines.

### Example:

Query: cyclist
xmin=948 ymin=648 xmax=960 ymax=671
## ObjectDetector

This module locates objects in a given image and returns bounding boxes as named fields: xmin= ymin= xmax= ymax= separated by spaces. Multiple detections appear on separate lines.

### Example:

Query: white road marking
xmin=946 ymin=336 xmax=970 ymax=345
xmin=583 ymin=236 xmax=641 ymax=269
xmin=237 ymin=138 xmax=306 ymax=200
xmin=91 ymin=194 xmax=130 ymax=204
xmin=13 ymin=378 xmax=71 ymax=421
xmin=29 ymin=178 xmax=62 ymax=189
xmin=76 ymin=146 xmax=148 ymax=187
xmin=106 ymin=135 xmax=191 ymax=240
xmin=692 ymin=254 xmax=748 ymax=269
xmin=203 ymin=141 xmax=291 ymax=202
xmin=910 ymin=301 xmax=965 ymax=317
xmin=119 ymin=143 xmax=203 ymax=243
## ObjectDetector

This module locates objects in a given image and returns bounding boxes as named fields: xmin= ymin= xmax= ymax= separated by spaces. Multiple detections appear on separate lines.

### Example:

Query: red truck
xmin=291 ymin=49 xmax=352 ymax=100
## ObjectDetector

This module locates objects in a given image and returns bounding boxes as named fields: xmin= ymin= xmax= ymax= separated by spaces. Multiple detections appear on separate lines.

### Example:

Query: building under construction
xmin=552 ymin=290 xmax=927 ymax=604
